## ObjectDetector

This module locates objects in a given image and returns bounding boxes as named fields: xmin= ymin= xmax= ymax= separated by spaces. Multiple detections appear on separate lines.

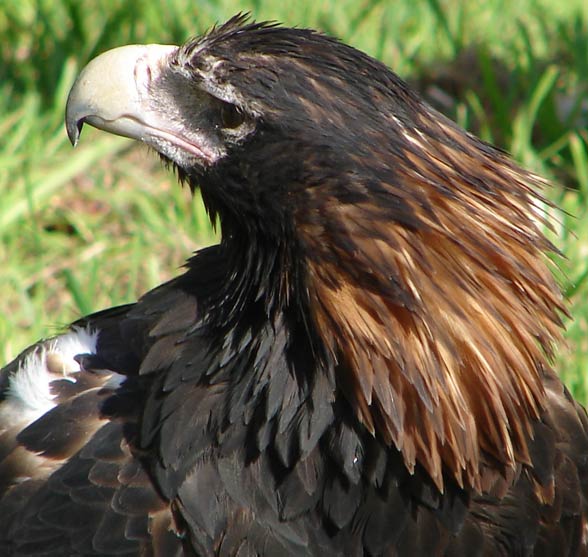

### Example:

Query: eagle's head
xmin=66 ymin=15 xmax=434 ymax=236
xmin=66 ymin=15 xmax=565 ymax=493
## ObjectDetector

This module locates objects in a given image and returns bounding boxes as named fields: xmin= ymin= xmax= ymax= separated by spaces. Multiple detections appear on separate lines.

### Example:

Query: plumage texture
xmin=1 ymin=14 xmax=588 ymax=556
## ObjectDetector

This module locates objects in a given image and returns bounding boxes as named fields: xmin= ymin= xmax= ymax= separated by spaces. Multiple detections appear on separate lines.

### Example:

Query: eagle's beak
xmin=65 ymin=44 xmax=178 ymax=146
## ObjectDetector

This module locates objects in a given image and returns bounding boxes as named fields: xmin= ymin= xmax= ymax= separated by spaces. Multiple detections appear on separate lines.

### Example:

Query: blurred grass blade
xmin=569 ymin=131 xmax=588 ymax=196
xmin=0 ymin=137 xmax=129 ymax=232
xmin=512 ymin=65 xmax=559 ymax=162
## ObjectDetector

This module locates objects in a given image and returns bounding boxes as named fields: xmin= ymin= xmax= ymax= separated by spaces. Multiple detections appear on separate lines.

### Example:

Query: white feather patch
xmin=1 ymin=327 xmax=100 ymax=427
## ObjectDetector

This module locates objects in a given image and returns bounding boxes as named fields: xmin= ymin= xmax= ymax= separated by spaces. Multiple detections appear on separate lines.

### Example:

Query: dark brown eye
xmin=220 ymin=102 xmax=245 ymax=129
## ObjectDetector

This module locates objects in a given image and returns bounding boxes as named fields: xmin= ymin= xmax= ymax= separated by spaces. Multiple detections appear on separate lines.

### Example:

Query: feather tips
xmin=300 ymin=110 xmax=565 ymax=492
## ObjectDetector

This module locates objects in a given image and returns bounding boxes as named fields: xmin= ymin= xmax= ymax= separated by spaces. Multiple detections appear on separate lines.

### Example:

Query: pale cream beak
xmin=65 ymin=44 xmax=178 ymax=146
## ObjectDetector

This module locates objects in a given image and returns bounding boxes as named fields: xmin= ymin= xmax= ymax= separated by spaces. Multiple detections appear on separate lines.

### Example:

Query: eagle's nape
xmin=2 ymin=14 xmax=588 ymax=556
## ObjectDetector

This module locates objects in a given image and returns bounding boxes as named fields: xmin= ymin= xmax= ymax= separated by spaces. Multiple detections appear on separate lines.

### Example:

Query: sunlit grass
xmin=1 ymin=0 xmax=588 ymax=404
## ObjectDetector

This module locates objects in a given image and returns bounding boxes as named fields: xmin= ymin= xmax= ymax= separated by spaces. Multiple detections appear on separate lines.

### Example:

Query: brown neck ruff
xmin=298 ymin=115 xmax=565 ymax=492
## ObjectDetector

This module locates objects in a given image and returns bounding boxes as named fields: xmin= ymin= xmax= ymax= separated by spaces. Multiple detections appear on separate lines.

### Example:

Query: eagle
xmin=1 ymin=14 xmax=587 ymax=556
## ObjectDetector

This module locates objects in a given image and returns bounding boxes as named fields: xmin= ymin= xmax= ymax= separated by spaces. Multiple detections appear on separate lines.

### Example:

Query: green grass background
xmin=2 ymin=0 xmax=588 ymax=403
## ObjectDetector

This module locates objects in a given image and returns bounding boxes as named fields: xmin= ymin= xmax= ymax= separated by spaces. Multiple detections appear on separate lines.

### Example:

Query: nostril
xmin=134 ymin=45 xmax=179 ymax=95
xmin=135 ymin=58 xmax=153 ymax=96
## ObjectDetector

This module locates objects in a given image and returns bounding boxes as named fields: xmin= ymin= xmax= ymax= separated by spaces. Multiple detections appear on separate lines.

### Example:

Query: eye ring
xmin=220 ymin=101 xmax=245 ymax=129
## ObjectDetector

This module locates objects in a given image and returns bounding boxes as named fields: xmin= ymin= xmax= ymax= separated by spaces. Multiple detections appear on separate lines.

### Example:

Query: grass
xmin=2 ymin=0 xmax=588 ymax=403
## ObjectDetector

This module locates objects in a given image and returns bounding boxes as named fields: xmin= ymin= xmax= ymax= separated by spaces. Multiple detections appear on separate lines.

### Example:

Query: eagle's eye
xmin=220 ymin=101 xmax=245 ymax=129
